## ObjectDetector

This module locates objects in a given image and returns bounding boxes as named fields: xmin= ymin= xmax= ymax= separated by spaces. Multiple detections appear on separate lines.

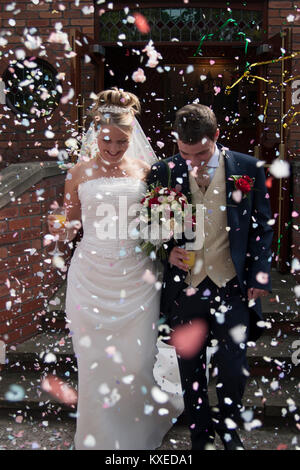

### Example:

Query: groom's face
xmin=177 ymin=130 xmax=219 ymax=168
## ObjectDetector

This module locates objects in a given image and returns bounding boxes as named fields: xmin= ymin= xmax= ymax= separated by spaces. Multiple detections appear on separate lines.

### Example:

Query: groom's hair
xmin=174 ymin=103 xmax=218 ymax=144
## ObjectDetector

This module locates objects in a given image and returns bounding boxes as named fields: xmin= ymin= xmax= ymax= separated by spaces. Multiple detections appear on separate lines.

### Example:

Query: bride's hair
xmin=90 ymin=87 xmax=141 ymax=132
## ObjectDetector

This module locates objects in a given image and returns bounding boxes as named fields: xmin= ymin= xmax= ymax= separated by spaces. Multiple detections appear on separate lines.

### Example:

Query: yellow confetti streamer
xmin=286 ymin=111 xmax=300 ymax=126
xmin=264 ymin=97 xmax=269 ymax=120
xmin=225 ymin=52 xmax=300 ymax=95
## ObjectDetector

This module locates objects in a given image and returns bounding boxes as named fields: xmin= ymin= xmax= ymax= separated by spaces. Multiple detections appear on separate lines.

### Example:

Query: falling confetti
xmin=41 ymin=375 xmax=77 ymax=406
xmin=170 ymin=319 xmax=208 ymax=359
xmin=133 ymin=13 xmax=151 ymax=34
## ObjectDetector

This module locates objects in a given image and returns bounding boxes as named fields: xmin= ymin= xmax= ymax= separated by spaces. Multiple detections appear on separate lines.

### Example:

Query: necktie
xmin=195 ymin=168 xmax=210 ymax=193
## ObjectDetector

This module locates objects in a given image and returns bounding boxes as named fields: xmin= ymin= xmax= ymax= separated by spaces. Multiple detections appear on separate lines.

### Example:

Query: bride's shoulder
xmin=133 ymin=159 xmax=151 ymax=172
xmin=66 ymin=160 xmax=91 ymax=185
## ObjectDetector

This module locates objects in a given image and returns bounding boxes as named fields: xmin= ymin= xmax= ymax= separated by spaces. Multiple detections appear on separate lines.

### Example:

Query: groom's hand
xmin=169 ymin=247 xmax=190 ymax=272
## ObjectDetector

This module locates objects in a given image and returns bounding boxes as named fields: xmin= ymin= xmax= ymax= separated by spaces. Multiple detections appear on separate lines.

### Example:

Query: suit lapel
xmin=221 ymin=146 xmax=241 ymax=240
xmin=171 ymin=154 xmax=192 ymax=203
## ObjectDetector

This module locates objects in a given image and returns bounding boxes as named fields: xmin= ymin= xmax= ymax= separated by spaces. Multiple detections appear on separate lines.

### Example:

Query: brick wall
xmin=0 ymin=1 xmax=95 ymax=347
xmin=0 ymin=0 xmax=95 ymax=169
xmin=0 ymin=173 xmax=72 ymax=346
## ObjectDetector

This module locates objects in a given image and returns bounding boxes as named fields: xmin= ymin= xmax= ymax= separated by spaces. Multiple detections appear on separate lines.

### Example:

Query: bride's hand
xmin=168 ymin=247 xmax=189 ymax=272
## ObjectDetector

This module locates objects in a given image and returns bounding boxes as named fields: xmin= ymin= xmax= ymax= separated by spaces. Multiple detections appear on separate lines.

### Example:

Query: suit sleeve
xmin=146 ymin=161 xmax=168 ymax=187
xmin=246 ymin=164 xmax=273 ymax=291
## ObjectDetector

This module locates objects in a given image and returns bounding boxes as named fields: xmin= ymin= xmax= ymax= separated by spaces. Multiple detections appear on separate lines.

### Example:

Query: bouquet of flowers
xmin=139 ymin=184 xmax=195 ymax=260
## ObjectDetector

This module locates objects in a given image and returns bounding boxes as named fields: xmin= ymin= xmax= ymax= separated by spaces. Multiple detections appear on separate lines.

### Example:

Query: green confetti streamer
xmin=194 ymin=16 xmax=250 ymax=56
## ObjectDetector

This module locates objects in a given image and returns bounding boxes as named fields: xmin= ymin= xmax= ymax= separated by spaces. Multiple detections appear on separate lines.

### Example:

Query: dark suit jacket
xmin=146 ymin=145 xmax=273 ymax=342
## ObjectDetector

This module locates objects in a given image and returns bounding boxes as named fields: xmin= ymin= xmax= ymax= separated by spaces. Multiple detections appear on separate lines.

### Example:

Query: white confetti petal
xmin=83 ymin=435 xmax=96 ymax=448
xmin=269 ymin=158 xmax=290 ymax=178
xmin=151 ymin=386 xmax=169 ymax=404
xmin=229 ymin=324 xmax=247 ymax=343
xmin=122 ymin=375 xmax=135 ymax=385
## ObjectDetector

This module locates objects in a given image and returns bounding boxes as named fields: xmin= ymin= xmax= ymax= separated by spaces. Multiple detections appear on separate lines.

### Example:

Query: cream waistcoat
xmin=186 ymin=152 xmax=237 ymax=288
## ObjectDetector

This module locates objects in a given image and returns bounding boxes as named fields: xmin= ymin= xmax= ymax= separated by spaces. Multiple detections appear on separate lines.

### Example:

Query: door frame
xmin=69 ymin=29 xmax=105 ymax=135
xmin=254 ymin=29 xmax=293 ymax=272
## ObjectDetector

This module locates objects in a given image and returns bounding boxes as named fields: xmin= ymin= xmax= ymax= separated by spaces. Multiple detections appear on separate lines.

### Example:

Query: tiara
xmin=98 ymin=105 xmax=132 ymax=114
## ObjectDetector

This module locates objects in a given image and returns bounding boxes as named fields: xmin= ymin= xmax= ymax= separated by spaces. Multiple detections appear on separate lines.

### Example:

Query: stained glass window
xmin=98 ymin=7 xmax=263 ymax=43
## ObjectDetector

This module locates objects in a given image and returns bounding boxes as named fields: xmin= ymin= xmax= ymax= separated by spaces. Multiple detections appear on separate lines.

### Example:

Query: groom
xmin=147 ymin=103 xmax=273 ymax=450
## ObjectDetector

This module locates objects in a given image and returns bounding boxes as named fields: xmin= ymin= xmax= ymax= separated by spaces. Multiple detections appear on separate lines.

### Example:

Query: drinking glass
xmin=183 ymin=250 xmax=198 ymax=293
xmin=49 ymin=206 xmax=66 ymax=256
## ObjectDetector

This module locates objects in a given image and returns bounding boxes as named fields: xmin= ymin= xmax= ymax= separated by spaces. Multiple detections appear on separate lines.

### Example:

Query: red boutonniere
xmin=230 ymin=174 xmax=255 ymax=201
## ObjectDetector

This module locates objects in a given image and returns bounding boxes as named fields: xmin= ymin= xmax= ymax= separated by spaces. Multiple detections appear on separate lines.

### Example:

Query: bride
xmin=47 ymin=88 xmax=183 ymax=450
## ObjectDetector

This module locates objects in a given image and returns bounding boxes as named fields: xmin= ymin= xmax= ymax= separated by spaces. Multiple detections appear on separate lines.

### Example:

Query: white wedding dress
xmin=65 ymin=175 xmax=184 ymax=450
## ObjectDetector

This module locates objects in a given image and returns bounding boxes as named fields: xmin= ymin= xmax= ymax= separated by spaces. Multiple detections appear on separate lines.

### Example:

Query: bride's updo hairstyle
xmin=91 ymin=87 xmax=141 ymax=133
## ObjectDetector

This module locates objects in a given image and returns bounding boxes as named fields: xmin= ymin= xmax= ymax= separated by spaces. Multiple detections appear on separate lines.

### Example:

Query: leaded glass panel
xmin=98 ymin=7 xmax=263 ymax=43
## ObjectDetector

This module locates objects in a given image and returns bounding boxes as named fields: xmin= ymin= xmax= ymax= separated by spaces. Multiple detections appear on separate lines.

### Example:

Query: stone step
xmin=0 ymin=371 xmax=77 ymax=417
xmin=5 ymin=331 xmax=300 ymax=378
xmin=0 ymin=369 xmax=298 ymax=421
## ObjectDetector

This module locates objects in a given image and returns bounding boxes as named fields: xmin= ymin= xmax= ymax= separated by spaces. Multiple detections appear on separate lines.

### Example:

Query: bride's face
xmin=97 ymin=125 xmax=131 ymax=163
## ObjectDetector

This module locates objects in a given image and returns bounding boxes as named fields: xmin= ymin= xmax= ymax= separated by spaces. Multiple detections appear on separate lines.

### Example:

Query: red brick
xmin=0 ymin=255 xmax=27 ymax=272
xmin=0 ymin=221 xmax=7 ymax=233
xmin=18 ymin=10 xmax=41 ymax=18
xmin=9 ymin=267 xmax=31 ymax=280
xmin=19 ymin=204 xmax=41 ymax=216
xmin=0 ymin=285 xmax=9 ymax=299
xmin=1 ymin=323 xmax=40 ymax=345
xmin=70 ymin=19 xmax=93 ymax=25
xmin=22 ymin=276 xmax=43 ymax=290
xmin=63 ymin=10 xmax=82 ymax=18
xmin=31 ymin=239 xmax=42 ymax=250
xmin=8 ymin=218 xmax=32 ymax=231
xmin=31 ymin=189 xmax=51 ymax=203
xmin=0 ymin=296 xmax=11 ymax=312
xmin=21 ymin=298 xmax=44 ymax=315
xmin=8 ymin=242 xmax=32 ymax=257
xmin=0 ymin=232 xmax=19 ymax=245
xmin=17 ymin=193 xmax=31 ymax=204
xmin=20 ymin=228 xmax=42 ymax=241
xmin=82 ymin=27 xmax=94 ymax=35
xmin=26 ymin=2 xmax=50 ymax=10
xmin=269 ymin=18 xmax=289 ymax=25
xmin=268 ymin=10 xmax=283 ymax=18
xmin=0 ymin=207 xmax=19 ymax=220
xmin=269 ymin=1 xmax=293 ymax=7
xmin=31 ymin=216 xmax=42 ymax=227
xmin=0 ymin=312 xmax=38 ymax=335
xmin=0 ymin=247 xmax=8 ymax=259
xmin=49 ymin=18 xmax=70 ymax=26
xmin=39 ymin=11 xmax=63 ymax=18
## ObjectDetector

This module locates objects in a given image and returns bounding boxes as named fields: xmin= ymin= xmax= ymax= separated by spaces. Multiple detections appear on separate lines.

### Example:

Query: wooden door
xmin=255 ymin=29 xmax=293 ymax=272
xmin=69 ymin=29 xmax=105 ymax=145
xmin=104 ymin=43 xmax=260 ymax=158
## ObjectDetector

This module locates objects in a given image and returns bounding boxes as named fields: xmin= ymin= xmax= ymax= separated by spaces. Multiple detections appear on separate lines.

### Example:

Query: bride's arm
xmin=62 ymin=165 xmax=82 ymax=242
